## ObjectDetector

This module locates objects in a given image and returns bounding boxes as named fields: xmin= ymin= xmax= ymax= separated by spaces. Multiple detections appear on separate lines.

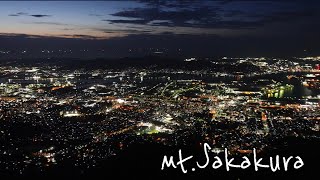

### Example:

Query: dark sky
xmin=0 ymin=1 xmax=320 ymax=58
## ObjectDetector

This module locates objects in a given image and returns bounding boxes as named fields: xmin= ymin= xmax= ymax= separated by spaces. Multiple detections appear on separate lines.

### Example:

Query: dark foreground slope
xmin=1 ymin=137 xmax=317 ymax=179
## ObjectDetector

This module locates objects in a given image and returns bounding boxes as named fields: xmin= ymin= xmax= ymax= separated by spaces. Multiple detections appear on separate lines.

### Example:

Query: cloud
xmin=0 ymin=33 xmax=44 ymax=39
xmin=8 ymin=12 xmax=28 ymax=16
xmin=110 ymin=6 xmax=220 ymax=27
xmin=148 ymin=20 xmax=174 ymax=27
xmin=97 ymin=28 xmax=152 ymax=34
xmin=30 ymin=14 xmax=52 ymax=18
xmin=58 ymin=34 xmax=100 ymax=39
xmin=0 ymin=33 xmax=101 ymax=41
xmin=104 ymin=29 xmax=152 ymax=34
xmin=107 ymin=1 xmax=316 ymax=29
xmin=139 ymin=1 xmax=204 ymax=9
xmin=89 ymin=14 xmax=103 ymax=17
xmin=104 ymin=19 xmax=150 ymax=25
xmin=8 ymin=12 xmax=51 ymax=18
xmin=61 ymin=28 xmax=75 ymax=31
xmin=32 ymin=22 xmax=68 ymax=26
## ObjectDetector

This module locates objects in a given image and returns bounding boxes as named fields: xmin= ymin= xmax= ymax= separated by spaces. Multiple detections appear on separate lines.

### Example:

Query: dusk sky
xmin=1 ymin=1 xmax=320 ymax=57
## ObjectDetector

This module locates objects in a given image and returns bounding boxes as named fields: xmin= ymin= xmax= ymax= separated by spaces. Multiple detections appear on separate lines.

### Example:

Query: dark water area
xmin=0 ymin=78 xmax=6 ymax=84
xmin=260 ymin=72 xmax=319 ymax=99
xmin=287 ymin=79 xmax=318 ymax=98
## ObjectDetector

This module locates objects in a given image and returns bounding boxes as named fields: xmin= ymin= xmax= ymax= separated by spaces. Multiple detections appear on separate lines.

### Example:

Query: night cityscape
xmin=0 ymin=1 xmax=319 ymax=179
